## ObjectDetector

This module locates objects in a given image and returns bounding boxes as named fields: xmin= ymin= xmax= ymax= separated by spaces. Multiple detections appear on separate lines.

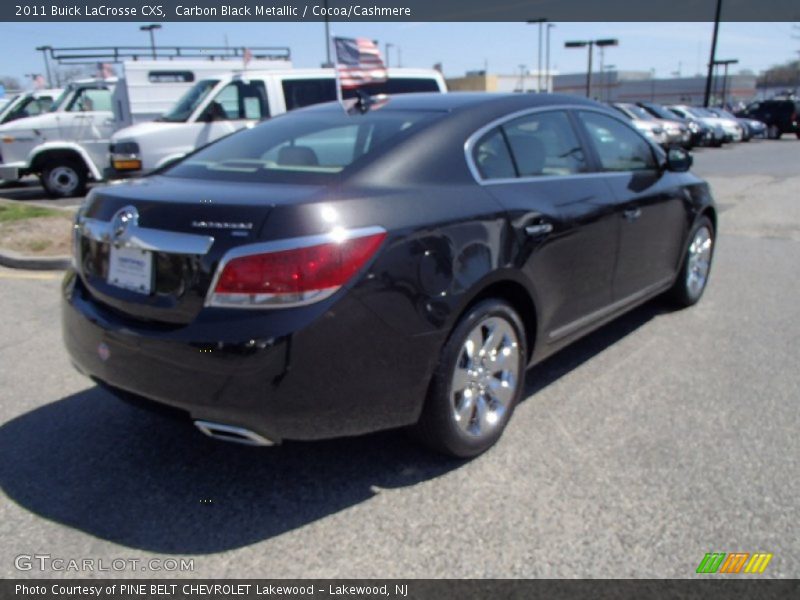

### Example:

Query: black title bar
xmin=4 ymin=0 xmax=800 ymax=22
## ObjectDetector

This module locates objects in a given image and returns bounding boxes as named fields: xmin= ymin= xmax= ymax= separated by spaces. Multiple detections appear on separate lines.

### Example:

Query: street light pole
xmin=713 ymin=59 xmax=738 ymax=107
xmin=565 ymin=38 xmax=617 ymax=99
xmin=35 ymin=45 xmax=52 ymax=87
xmin=140 ymin=24 xmax=161 ymax=59
xmin=385 ymin=43 xmax=394 ymax=68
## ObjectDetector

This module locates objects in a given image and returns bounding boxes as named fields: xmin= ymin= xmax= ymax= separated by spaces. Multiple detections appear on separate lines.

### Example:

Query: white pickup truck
xmin=107 ymin=68 xmax=448 ymax=180
xmin=0 ymin=51 xmax=292 ymax=197
xmin=0 ymin=89 xmax=63 ymax=126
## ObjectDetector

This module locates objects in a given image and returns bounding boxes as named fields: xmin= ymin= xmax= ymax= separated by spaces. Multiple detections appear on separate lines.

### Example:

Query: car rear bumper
xmin=61 ymin=269 xmax=441 ymax=443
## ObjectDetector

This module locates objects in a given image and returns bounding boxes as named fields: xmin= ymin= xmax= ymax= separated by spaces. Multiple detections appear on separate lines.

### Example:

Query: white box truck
xmin=0 ymin=46 xmax=291 ymax=197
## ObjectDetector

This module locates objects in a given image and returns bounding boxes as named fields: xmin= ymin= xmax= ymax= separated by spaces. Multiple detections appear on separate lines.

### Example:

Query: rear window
xmin=164 ymin=109 xmax=442 ymax=184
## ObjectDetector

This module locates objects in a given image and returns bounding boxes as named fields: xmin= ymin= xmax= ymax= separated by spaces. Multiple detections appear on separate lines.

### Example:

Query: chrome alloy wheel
xmin=47 ymin=166 xmax=80 ymax=196
xmin=450 ymin=316 xmax=520 ymax=438
xmin=686 ymin=226 xmax=713 ymax=298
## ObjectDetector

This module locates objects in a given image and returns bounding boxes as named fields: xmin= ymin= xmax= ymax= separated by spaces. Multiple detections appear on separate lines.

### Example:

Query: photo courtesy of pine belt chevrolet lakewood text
xmin=62 ymin=93 xmax=716 ymax=457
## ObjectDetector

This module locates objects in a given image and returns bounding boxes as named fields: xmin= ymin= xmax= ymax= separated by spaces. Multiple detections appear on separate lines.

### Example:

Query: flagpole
xmin=330 ymin=34 xmax=346 ymax=113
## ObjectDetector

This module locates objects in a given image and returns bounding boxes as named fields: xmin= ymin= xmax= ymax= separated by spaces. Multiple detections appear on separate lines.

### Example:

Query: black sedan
xmin=63 ymin=93 xmax=716 ymax=457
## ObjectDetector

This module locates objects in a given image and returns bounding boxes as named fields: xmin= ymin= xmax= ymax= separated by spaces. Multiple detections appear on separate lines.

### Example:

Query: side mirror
xmin=666 ymin=146 xmax=692 ymax=172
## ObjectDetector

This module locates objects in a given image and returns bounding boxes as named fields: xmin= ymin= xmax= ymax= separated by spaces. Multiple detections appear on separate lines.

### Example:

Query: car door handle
xmin=623 ymin=208 xmax=642 ymax=221
xmin=525 ymin=222 xmax=553 ymax=236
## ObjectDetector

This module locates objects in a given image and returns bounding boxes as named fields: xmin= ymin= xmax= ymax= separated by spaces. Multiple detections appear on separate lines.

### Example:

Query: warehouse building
xmin=446 ymin=70 xmax=759 ymax=104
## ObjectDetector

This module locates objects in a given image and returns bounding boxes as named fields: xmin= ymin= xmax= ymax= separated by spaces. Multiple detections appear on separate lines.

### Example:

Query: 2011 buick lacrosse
xmin=62 ymin=93 xmax=716 ymax=457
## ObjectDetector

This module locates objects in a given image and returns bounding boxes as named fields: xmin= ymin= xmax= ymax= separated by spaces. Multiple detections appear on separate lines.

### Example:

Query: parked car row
xmin=604 ymin=98 xmax=796 ymax=150
xmin=611 ymin=102 xmax=767 ymax=149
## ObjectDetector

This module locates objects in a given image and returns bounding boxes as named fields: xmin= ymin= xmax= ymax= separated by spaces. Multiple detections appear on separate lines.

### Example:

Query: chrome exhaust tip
xmin=194 ymin=420 xmax=274 ymax=446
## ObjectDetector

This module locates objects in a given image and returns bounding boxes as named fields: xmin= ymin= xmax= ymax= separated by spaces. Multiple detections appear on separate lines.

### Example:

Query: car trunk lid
xmin=76 ymin=176 xmax=327 ymax=325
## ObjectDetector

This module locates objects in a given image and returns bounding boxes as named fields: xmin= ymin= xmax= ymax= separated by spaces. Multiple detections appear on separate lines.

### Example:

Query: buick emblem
xmin=110 ymin=205 xmax=139 ymax=243
xmin=97 ymin=342 xmax=111 ymax=362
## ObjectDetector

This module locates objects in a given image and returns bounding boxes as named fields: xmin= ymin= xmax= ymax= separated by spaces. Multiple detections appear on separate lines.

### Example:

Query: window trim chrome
xmin=463 ymin=104 xmax=659 ymax=185
xmin=205 ymin=225 xmax=387 ymax=310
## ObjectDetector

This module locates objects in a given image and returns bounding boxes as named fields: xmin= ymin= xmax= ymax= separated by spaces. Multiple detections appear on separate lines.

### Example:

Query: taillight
xmin=206 ymin=227 xmax=386 ymax=308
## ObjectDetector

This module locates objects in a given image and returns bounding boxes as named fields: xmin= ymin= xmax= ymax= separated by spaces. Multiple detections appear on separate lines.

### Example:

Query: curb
xmin=0 ymin=247 xmax=71 ymax=271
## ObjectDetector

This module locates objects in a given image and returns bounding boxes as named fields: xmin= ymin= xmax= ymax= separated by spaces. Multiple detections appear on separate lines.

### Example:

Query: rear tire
xmin=40 ymin=159 xmax=87 ymax=198
xmin=668 ymin=216 xmax=715 ymax=308
xmin=413 ymin=299 xmax=527 ymax=458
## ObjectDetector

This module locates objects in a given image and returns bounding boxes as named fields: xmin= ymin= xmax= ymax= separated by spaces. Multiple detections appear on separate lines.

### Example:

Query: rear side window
xmin=503 ymin=111 xmax=586 ymax=177
xmin=202 ymin=80 xmax=269 ymax=120
xmin=473 ymin=110 xmax=587 ymax=180
xmin=368 ymin=78 xmax=441 ymax=94
xmin=577 ymin=111 xmax=656 ymax=172
xmin=282 ymin=77 xmax=441 ymax=112
xmin=282 ymin=79 xmax=337 ymax=111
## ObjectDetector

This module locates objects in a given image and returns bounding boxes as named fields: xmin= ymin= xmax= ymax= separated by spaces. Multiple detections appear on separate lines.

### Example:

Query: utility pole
xmin=323 ymin=0 xmax=331 ymax=66
xmin=527 ymin=19 xmax=546 ymax=92
xmin=703 ymin=0 xmax=723 ymax=107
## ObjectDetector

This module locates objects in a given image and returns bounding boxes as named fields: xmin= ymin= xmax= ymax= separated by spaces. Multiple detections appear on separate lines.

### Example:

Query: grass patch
xmin=0 ymin=202 xmax=64 ymax=223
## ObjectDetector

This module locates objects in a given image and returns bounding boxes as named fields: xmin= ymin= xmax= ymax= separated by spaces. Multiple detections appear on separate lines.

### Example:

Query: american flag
xmin=333 ymin=37 xmax=388 ymax=90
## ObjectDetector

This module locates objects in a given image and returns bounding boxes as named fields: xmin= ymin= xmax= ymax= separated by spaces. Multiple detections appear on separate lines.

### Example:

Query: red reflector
xmin=214 ymin=231 xmax=386 ymax=297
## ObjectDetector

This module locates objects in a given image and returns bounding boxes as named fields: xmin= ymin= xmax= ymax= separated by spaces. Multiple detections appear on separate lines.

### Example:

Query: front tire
xmin=767 ymin=124 xmax=781 ymax=140
xmin=413 ymin=299 xmax=527 ymax=458
xmin=668 ymin=216 xmax=715 ymax=307
xmin=41 ymin=160 xmax=87 ymax=198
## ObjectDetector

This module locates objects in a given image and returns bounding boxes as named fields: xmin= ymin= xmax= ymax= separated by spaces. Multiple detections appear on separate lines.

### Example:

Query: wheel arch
xmin=699 ymin=205 xmax=717 ymax=233
xmin=453 ymin=276 xmax=539 ymax=363
xmin=29 ymin=145 xmax=101 ymax=180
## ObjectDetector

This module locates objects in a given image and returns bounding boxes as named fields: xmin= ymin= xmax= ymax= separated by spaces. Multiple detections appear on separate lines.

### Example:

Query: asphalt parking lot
xmin=0 ymin=139 xmax=798 ymax=578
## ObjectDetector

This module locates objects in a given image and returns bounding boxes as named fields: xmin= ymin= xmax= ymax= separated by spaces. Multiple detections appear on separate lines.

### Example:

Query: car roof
xmin=299 ymin=92 xmax=604 ymax=115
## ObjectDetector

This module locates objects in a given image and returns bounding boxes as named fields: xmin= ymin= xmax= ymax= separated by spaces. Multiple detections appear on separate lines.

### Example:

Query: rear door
xmin=474 ymin=109 xmax=620 ymax=340
xmin=575 ymin=110 xmax=687 ymax=302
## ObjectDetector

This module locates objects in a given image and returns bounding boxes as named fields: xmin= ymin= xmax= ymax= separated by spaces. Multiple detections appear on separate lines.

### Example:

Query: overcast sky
xmin=0 ymin=21 xmax=798 ymax=90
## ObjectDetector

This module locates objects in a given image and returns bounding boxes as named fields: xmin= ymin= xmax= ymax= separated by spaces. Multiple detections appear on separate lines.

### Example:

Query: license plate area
xmin=107 ymin=245 xmax=153 ymax=295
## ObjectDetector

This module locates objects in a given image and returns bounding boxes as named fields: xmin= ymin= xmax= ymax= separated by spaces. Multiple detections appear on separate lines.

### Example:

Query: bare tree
xmin=0 ymin=76 xmax=22 ymax=91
